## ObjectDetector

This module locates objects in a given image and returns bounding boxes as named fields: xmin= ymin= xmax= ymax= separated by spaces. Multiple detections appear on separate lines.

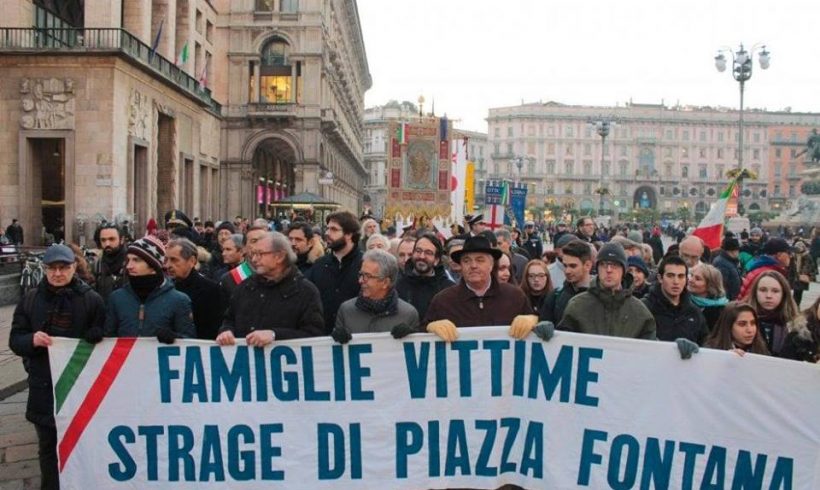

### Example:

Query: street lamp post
xmin=510 ymin=156 xmax=526 ymax=182
xmin=715 ymin=43 xmax=770 ymax=214
xmin=589 ymin=117 xmax=612 ymax=216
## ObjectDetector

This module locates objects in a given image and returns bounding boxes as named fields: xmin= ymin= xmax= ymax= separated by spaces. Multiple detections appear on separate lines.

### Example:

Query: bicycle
xmin=19 ymin=252 xmax=45 ymax=295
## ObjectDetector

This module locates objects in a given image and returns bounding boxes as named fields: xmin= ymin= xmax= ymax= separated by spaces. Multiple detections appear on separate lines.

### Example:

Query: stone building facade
xmin=487 ymin=101 xmax=820 ymax=219
xmin=0 ymin=0 xmax=370 ymax=244
xmin=218 ymin=0 xmax=371 ymax=219
xmin=767 ymin=125 xmax=817 ymax=215
xmin=0 ymin=0 xmax=222 ymax=245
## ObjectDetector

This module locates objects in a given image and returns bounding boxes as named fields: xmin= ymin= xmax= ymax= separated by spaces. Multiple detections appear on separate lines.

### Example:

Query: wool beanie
xmin=215 ymin=221 xmax=236 ymax=235
xmin=597 ymin=242 xmax=628 ymax=271
xmin=127 ymin=235 xmax=166 ymax=273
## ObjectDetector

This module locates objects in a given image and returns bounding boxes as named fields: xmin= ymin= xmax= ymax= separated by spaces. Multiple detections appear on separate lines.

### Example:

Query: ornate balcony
xmin=0 ymin=27 xmax=221 ymax=115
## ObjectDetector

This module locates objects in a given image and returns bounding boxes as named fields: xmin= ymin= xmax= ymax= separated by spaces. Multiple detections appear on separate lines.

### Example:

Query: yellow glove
xmin=509 ymin=315 xmax=539 ymax=339
xmin=426 ymin=319 xmax=459 ymax=342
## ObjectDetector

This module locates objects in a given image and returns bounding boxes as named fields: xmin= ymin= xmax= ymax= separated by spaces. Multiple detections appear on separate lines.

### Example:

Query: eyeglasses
xmin=413 ymin=248 xmax=436 ymax=257
xmin=358 ymin=272 xmax=383 ymax=281
xmin=248 ymin=250 xmax=275 ymax=259
xmin=599 ymin=261 xmax=621 ymax=270
xmin=527 ymin=273 xmax=548 ymax=279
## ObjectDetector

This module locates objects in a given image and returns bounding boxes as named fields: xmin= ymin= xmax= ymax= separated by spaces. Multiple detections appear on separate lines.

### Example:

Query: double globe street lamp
xmin=715 ymin=43 xmax=770 ymax=214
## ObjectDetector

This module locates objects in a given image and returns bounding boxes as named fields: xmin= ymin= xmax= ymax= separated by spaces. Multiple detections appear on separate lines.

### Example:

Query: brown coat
xmin=423 ymin=279 xmax=532 ymax=329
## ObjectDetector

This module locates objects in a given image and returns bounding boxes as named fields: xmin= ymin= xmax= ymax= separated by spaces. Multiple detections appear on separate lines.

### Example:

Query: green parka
xmin=558 ymin=273 xmax=657 ymax=340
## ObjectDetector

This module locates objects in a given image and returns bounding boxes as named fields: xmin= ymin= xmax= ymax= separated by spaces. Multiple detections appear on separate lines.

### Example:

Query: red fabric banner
xmin=440 ymin=140 xmax=449 ymax=160
xmin=392 ymin=138 xmax=401 ymax=158
xmin=439 ymin=170 xmax=449 ymax=190
xmin=391 ymin=168 xmax=401 ymax=188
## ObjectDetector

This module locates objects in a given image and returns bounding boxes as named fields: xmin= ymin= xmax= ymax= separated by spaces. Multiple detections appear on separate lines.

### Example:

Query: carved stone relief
xmin=20 ymin=77 xmax=76 ymax=129
xmin=128 ymin=89 xmax=150 ymax=141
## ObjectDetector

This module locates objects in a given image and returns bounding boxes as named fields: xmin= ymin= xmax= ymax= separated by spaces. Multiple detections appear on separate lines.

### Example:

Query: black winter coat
xmin=712 ymin=251 xmax=742 ymax=301
xmin=539 ymin=280 xmax=588 ymax=324
xmin=175 ymin=270 xmax=224 ymax=340
xmin=93 ymin=247 xmax=128 ymax=304
xmin=395 ymin=263 xmax=455 ymax=322
xmin=307 ymin=248 xmax=363 ymax=334
xmin=9 ymin=278 xmax=105 ymax=426
xmin=642 ymin=285 xmax=709 ymax=344
xmin=221 ymin=267 xmax=325 ymax=340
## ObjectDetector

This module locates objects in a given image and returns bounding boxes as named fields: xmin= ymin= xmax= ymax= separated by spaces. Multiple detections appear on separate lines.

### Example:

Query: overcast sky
xmin=358 ymin=0 xmax=820 ymax=132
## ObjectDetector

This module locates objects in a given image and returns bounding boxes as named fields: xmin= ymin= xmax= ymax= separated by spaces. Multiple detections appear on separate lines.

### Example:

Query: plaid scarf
xmin=355 ymin=288 xmax=399 ymax=316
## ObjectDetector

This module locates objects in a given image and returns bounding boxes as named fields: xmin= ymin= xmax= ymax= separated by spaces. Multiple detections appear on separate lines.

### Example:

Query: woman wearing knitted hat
xmin=104 ymin=235 xmax=195 ymax=342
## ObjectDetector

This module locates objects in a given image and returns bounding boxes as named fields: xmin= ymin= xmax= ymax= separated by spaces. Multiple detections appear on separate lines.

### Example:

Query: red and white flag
xmin=692 ymin=180 xmax=738 ymax=250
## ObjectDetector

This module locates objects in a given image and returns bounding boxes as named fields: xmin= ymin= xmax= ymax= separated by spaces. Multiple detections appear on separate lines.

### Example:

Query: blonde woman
xmin=689 ymin=263 xmax=728 ymax=331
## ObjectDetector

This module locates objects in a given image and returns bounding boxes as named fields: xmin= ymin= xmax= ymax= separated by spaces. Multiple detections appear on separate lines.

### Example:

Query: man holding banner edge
xmin=423 ymin=235 xmax=555 ymax=342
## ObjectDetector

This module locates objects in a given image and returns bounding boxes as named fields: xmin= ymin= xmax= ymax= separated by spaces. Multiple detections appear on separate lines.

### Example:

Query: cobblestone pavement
xmin=0 ymin=391 xmax=39 ymax=490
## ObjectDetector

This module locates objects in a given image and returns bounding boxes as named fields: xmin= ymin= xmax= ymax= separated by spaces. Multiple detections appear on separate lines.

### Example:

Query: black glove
xmin=83 ymin=326 xmax=104 ymax=345
xmin=533 ymin=321 xmax=555 ymax=342
xmin=331 ymin=326 xmax=352 ymax=344
xmin=156 ymin=327 xmax=177 ymax=345
xmin=676 ymin=338 xmax=699 ymax=360
xmin=391 ymin=323 xmax=415 ymax=339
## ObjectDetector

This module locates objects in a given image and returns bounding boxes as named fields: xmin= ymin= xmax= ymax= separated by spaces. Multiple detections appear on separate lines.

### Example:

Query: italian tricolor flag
xmin=50 ymin=338 xmax=137 ymax=472
xmin=692 ymin=179 xmax=738 ymax=250
xmin=396 ymin=122 xmax=408 ymax=144
xmin=229 ymin=261 xmax=253 ymax=285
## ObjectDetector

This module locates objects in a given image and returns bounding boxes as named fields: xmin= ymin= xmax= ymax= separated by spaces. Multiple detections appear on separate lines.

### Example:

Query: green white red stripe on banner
xmin=57 ymin=338 xmax=137 ymax=472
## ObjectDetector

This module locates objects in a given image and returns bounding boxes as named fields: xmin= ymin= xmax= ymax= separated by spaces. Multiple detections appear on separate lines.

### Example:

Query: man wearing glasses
xmin=395 ymin=233 xmax=454 ymax=321
xmin=9 ymin=244 xmax=106 ymax=488
xmin=217 ymin=231 xmax=324 ymax=347
xmin=307 ymin=211 xmax=364 ymax=334
xmin=332 ymin=249 xmax=419 ymax=342
xmin=559 ymin=242 xmax=657 ymax=340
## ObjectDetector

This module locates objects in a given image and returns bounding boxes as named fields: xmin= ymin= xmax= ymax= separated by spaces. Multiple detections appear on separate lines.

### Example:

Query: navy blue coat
xmin=104 ymin=279 xmax=195 ymax=338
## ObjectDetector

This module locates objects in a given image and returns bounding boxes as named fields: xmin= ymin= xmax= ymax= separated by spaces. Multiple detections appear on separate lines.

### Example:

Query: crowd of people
xmin=8 ymin=208 xmax=820 ymax=488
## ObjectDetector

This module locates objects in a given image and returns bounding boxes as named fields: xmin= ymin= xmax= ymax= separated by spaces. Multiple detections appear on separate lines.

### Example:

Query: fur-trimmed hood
xmin=788 ymin=315 xmax=814 ymax=341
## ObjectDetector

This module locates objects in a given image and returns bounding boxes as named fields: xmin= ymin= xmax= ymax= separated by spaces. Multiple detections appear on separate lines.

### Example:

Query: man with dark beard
xmin=288 ymin=222 xmax=315 ymax=274
xmin=395 ymin=233 xmax=454 ymax=322
xmin=93 ymin=223 xmax=128 ymax=303
xmin=307 ymin=211 xmax=363 ymax=333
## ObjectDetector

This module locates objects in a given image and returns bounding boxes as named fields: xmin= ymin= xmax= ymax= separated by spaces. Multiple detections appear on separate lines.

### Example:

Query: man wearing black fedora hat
xmin=423 ymin=235 xmax=553 ymax=341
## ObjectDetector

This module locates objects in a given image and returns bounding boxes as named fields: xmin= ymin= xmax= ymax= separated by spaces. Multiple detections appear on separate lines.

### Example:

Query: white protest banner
xmin=49 ymin=328 xmax=820 ymax=489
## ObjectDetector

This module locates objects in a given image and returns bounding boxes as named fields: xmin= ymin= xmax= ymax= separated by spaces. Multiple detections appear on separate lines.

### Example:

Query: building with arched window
xmin=487 ymin=101 xmax=820 ymax=219
xmin=218 ymin=0 xmax=371 ymax=219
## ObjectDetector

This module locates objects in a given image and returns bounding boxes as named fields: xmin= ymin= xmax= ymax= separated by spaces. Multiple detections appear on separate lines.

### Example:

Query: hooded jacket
xmin=395 ymin=262 xmax=455 ymax=322
xmin=641 ymin=284 xmax=709 ymax=344
xmin=10 ymin=278 xmax=105 ymax=426
xmin=737 ymin=255 xmax=787 ymax=300
xmin=559 ymin=274 xmax=656 ymax=339
xmin=104 ymin=278 xmax=195 ymax=338
xmin=779 ymin=316 xmax=818 ymax=362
